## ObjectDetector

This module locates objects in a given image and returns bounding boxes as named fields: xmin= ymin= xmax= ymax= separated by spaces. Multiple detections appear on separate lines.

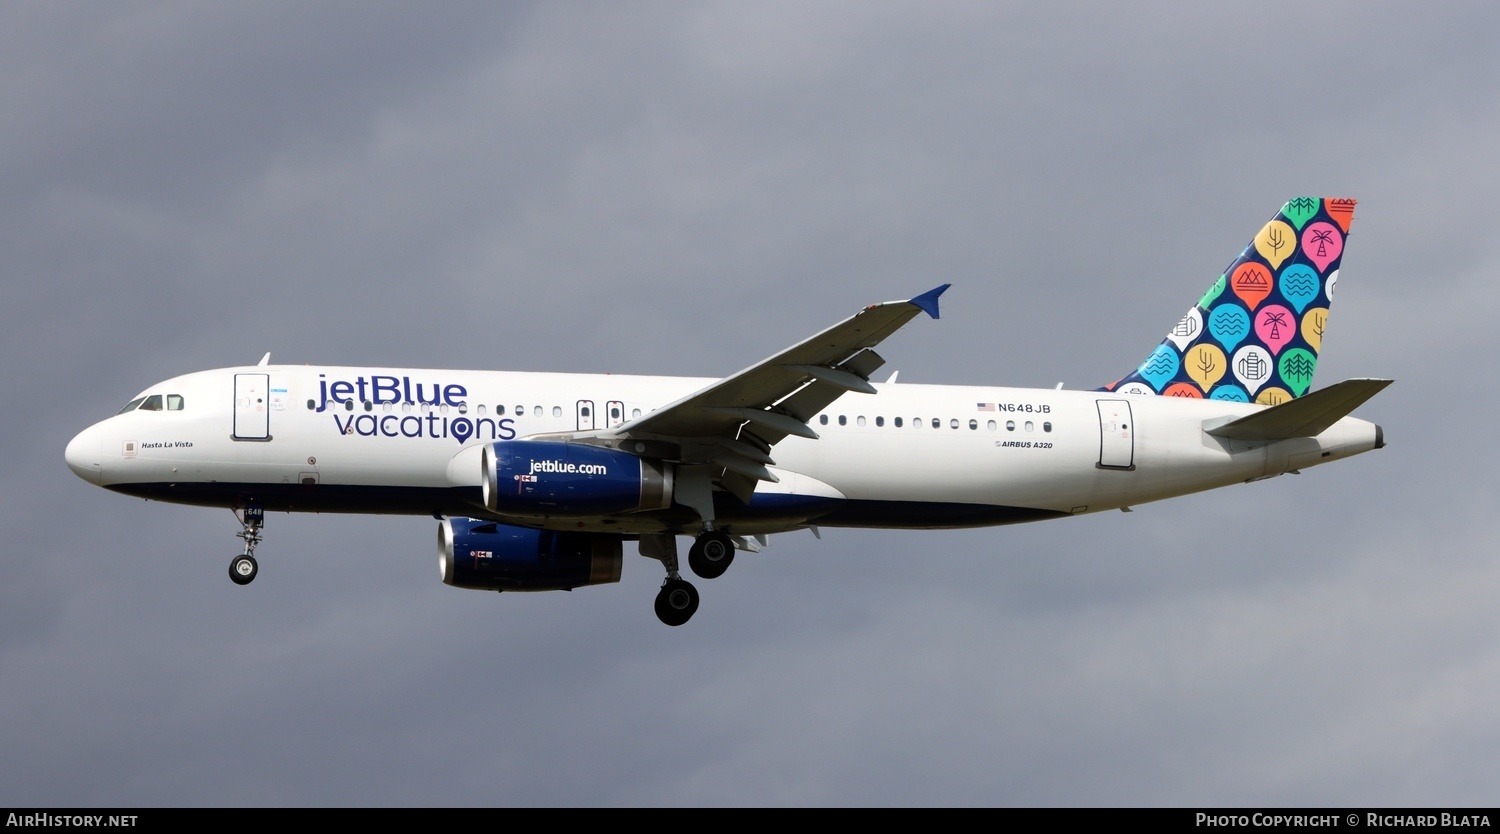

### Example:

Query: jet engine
xmin=481 ymin=440 xmax=672 ymax=516
xmin=438 ymin=517 xmax=622 ymax=591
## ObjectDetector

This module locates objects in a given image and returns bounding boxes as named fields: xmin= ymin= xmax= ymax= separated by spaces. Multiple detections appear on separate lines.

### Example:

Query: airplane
xmin=65 ymin=197 xmax=1388 ymax=625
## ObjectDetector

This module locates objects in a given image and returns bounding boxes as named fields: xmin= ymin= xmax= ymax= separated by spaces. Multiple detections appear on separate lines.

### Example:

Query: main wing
xmin=559 ymin=285 xmax=949 ymax=502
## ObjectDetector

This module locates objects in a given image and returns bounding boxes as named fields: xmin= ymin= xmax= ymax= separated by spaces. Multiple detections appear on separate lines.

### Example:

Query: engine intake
xmin=481 ymin=440 xmax=672 ymax=516
xmin=439 ymin=517 xmax=622 ymax=591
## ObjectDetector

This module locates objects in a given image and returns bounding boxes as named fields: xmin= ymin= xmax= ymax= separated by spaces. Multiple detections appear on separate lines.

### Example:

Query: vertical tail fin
xmin=1103 ymin=197 xmax=1357 ymax=405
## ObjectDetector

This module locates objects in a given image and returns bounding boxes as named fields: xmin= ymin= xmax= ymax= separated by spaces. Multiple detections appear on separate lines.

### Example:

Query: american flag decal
xmin=977 ymin=403 xmax=995 ymax=411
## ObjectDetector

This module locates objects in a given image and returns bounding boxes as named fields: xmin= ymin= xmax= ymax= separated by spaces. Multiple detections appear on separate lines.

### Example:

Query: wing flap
xmin=783 ymin=364 xmax=878 ymax=394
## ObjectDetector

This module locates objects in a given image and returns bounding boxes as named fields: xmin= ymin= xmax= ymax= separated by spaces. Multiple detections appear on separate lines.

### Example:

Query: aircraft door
xmin=1096 ymin=399 xmax=1134 ymax=470
xmin=576 ymin=400 xmax=595 ymax=431
xmin=606 ymin=401 xmax=625 ymax=428
xmin=233 ymin=373 xmax=271 ymax=441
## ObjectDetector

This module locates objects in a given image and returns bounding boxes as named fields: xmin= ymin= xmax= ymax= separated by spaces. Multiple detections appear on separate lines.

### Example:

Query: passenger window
xmin=931 ymin=418 xmax=940 ymax=429
xmin=838 ymin=415 xmax=847 ymax=426
xmin=819 ymin=415 xmax=828 ymax=425
xmin=968 ymin=419 xmax=977 ymax=430
xmin=306 ymin=399 xmax=316 ymax=410
xmin=1006 ymin=420 xmax=1015 ymax=431
xmin=117 ymin=397 xmax=146 ymax=415
xmin=167 ymin=394 xmax=185 ymax=411
xmin=949 ymin=418 xmax=959 ymax=429
xmin=875 ymin=416 xmax=884 ymax=427
xmin=1043 ymin=422 xmax=1052 ymax=433
xmin=552 ymin=406 xmax=562 ymax=417
xmin=894 ymin=417 xmax=903 ymax=428
xmin=857 ymin=416 xmax=866 ymax=427
xmin=139 ymin=395 xmax=163 ymax=412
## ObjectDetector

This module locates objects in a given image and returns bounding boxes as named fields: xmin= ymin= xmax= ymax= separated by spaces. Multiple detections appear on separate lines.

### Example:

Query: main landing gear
xmin=644 ymin=528 xmax=739 ymax=626
xmin=654 ymin=578 xmax=699 ymax=627
xmin=687 ymin=529 xmax=735 ymax=579
xmin=229 ymin=506 xmax=264 ymax=586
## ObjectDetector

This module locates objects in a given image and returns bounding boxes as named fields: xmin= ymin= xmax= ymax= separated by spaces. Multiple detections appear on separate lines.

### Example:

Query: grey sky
xmin=4 ymin=1 xmax=1497 ymax=806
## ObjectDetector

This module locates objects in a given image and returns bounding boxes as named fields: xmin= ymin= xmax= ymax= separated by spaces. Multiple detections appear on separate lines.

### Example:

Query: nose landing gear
xmin=229 ymin=554 xmax=258 ymax=584
xmin=229 ymin=506 xmax=263 ymax=586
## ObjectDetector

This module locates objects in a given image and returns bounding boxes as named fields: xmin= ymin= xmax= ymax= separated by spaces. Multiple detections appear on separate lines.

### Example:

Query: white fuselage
xmin=64 ymin=364 xmax=1383 ymax=536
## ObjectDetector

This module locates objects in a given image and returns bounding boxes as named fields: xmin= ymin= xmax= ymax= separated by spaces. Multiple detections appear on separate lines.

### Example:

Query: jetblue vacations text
xmin=315 ymin=373 xmax=516 ymax=444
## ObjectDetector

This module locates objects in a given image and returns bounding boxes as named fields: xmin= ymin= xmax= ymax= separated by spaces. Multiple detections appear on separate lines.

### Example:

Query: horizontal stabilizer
xmin=1205 ymin=378 xmax=1392 ymax=442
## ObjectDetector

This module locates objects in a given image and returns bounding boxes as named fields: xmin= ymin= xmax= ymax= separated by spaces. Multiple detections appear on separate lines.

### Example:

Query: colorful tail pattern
xmin=1103 ymin=197 xmax=1357 ymax=405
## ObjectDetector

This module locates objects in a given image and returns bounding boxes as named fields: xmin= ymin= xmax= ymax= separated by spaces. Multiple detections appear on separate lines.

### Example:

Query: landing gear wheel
xmin=229 ymin=505 xmax=264 ymax=586
xmin=654 ymin=578 xmax=699 ymax=626
xmin=688 ymin=531 xmax=735 ymax=579
xmin=229 ymin=554 xmax=258 ymax=586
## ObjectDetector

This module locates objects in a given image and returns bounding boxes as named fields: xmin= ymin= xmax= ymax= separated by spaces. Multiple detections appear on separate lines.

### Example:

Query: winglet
xmin=910 ymin=284 xmax=950 ymax=320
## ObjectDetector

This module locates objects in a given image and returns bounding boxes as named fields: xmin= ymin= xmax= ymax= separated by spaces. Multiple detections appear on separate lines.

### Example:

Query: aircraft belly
xmin=314 ymin=443 xmax=452 ymax=487
xmin=107 ymin=480 xmax=482 ymax=515
xmin=773 ymin=431 xmax=1072 ymax=515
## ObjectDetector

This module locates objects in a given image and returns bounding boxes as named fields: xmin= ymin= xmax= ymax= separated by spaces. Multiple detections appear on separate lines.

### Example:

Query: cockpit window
xmin=116 ymin=393 xmax=184 ymax=414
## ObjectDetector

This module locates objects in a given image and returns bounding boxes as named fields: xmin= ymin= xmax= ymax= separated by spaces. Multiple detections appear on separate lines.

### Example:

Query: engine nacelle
xmin=438 ymin=517 xmax=622 ymax=592
xmin=481 ymin=440 xmax=672 ymax=516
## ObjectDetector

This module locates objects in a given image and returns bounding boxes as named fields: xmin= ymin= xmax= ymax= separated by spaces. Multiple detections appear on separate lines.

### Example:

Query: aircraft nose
xmin=65 ymin=425 xmax=102 ymax=484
